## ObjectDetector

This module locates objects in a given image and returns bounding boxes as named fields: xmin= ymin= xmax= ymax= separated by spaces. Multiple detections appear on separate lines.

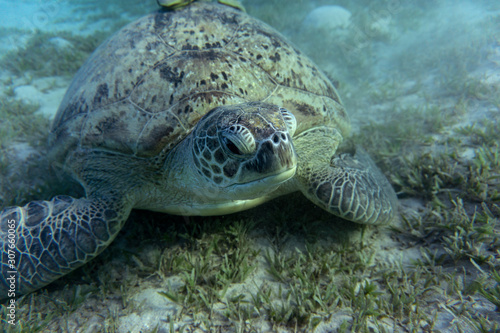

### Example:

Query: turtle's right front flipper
xmin=294 ymin=127 xmax=398 ymax=226
xmin=0 ymin=195 xmax=131 ymax=297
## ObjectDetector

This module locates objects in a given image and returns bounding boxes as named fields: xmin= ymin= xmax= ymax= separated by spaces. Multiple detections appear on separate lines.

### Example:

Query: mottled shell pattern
xmin=49 ymin=2 xmax=349 ymax=161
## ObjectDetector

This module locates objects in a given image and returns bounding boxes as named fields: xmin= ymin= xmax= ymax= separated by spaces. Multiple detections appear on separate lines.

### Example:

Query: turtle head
xmin=189 ymin=102 xmax=297 ymax=200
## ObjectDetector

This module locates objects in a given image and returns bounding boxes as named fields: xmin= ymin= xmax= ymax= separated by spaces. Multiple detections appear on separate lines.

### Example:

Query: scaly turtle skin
xmin=0 ymin=2 xmax=397 ymax=297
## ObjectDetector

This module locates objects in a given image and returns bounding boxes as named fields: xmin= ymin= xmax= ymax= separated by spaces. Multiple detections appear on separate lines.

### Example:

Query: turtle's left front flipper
xmin=294 ymin=126 xmax=398 ymax=225
xmin=0 ymin=195 xmax=132 ymax=298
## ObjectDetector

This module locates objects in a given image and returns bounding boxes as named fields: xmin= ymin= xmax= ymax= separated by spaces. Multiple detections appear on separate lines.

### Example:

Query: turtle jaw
xmin=226 ymin=164 xmax=297 ymax=197
xmin=225 ymin=133 xmax=298 ymax=198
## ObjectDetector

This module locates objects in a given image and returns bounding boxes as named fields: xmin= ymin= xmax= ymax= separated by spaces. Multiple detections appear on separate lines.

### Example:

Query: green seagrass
xmin=0 ymin=1 xmax=397 ymax=297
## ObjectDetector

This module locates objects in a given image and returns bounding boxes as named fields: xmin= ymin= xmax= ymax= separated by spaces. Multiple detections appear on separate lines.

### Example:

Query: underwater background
xmin=0 ymin=0 xmax=499 ymax=332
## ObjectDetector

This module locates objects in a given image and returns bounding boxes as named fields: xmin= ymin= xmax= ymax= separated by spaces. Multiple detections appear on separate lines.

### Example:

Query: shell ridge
xmin=128 ymin=99 xmax=156 ymax=116
xmin=228 ymin=49 xmax=280 ymax=88
xmin=135 ymin=115 xmax=154 ymax=155
xmin=153 ymin=31 xmax=177 ymax=52
xmin=128 ymin=53 xmax=179 ymax=102
xmin=220 ymin=15 xmax=247 ymax=51
xmin=261 ymin=84 xmax=280 ymax=103
xmin=166 ymin=110 xmax=189 ymax=132
xmin=277 ymin=84 xmax=341 ymax=101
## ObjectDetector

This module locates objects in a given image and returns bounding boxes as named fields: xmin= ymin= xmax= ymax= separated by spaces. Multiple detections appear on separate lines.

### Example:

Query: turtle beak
xmin=240 ymin=131 xmax=297 ymax=182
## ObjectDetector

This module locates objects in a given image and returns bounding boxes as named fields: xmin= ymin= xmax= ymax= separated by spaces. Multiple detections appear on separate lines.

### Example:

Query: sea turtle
xmin=0 ymin=1 xmax=397 ymax=297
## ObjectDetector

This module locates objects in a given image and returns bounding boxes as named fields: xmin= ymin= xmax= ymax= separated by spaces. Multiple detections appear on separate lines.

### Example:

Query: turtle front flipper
xmin=294 ymin=127 xmax=398 ymax=225
xmin=0 ymin=195 xmax=132 ymax=297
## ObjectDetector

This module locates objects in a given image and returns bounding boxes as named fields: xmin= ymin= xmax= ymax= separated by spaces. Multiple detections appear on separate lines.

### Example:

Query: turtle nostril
xmin=272 ymin=134 xmax=280 ymax=144
xmin=280 ymin=133 xmax=287 ymax=141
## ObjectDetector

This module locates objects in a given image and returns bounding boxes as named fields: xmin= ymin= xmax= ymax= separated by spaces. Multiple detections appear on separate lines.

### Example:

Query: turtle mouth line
xmin=228 ymin=165 xmax=297 ymax=189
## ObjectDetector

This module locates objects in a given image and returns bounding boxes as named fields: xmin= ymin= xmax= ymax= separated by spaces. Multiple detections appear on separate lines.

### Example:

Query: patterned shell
xmin=49 ymin=2 xmax=349 ymax=159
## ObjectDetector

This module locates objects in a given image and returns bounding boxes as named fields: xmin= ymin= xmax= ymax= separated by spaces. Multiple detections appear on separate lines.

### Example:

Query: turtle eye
xmin=223 ymin=137 xmax=243 ymax=155
xmin=221 ymin=125 xmax=256 ymax=157
xmin=280 ymin=107 xmax=296 ymax=136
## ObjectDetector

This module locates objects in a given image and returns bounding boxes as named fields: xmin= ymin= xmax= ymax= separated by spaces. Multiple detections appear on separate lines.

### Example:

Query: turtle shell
xmin=49 ymin=2 xmax=349 ymax=160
